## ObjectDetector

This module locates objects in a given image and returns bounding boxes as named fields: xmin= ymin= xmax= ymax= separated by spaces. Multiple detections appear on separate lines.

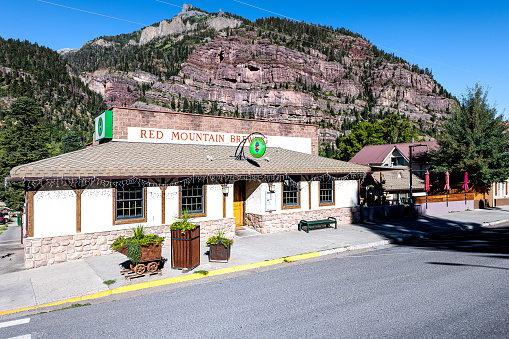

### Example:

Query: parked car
xmin=0 ymin=215 xmax=5 ymax=225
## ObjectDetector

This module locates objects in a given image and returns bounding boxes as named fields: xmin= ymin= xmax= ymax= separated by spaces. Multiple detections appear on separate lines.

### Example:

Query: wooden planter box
xmin=171 ymin=227 xmax=200 ymax=270
xmin=117 ymin=242 xmax=162 ymax=263
xmin=117 ymin=242 xmax=163 ymax=277
xmin=209 ymin=244 xmax=231 ymax=262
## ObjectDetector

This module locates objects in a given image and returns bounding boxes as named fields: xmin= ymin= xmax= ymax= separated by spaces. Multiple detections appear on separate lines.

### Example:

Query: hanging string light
xmin=7 ymin=171 xmax=368 ymax=193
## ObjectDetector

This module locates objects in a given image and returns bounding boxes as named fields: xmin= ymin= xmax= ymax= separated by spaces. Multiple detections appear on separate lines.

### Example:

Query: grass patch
xmin=39 ymin=303 xmax=91 ymax=314
xmin=194 ymin=270 xmax=209 ymax=276
xmin=53 ymin=303 xmax=91 ymax=311
xmin=0 ymin=226 xmax=7 ymax=231
xmin=103 ymin=279 xmax=116 ymax=286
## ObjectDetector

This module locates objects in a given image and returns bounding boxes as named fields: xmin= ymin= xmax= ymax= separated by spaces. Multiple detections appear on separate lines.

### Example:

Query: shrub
xmin=206 ymin=229 xmax=233 ymax=248
xmin=170 ymin=210 xmax=198 ymax=234
xmin=110 ymin=225 xmax=164 ymax=265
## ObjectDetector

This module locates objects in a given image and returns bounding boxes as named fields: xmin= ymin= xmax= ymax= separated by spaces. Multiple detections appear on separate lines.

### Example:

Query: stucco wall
xmin=81 ymin=189 xmax=113 ymax=234
xmin=245 ymin=180 xmax=358 ymax=216
xmin=335 ymin=180 xmax=359 ymax=207
xmin=30 ymin=183 xmax=233 ymax=240
xmin=33 ymin=191 xmax=76 ymax=238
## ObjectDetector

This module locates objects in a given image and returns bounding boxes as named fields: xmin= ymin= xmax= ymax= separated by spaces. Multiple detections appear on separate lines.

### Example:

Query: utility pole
xmin=409 ymin=146 xmax=413 ymax=204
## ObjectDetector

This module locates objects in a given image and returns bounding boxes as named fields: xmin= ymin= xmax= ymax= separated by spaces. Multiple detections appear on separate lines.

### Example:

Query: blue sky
xmin=1 ymin=0 xmax=508 ymax=119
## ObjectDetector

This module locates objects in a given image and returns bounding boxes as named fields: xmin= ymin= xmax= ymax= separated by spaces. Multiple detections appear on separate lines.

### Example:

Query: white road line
xmin=0 ymin=318 xmax=30 ymax=328
xmin=7 ymin=335 xmax=31 ymax=339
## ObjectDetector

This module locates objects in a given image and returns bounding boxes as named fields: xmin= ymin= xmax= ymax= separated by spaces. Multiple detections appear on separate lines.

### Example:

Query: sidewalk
xmin=1 ymin=206 xmax=508 ymax=315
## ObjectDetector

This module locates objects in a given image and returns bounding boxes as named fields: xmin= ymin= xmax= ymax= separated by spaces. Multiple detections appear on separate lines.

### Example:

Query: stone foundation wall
xmin=244 ymin=207 xmax=359 ymax=234
xmin=24 ymin=218 xmax=235 ymax=269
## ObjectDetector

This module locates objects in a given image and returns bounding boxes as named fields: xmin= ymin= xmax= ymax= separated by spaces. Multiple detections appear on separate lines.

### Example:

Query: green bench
xmin=298 ymin=217 xmax=337 ymax=233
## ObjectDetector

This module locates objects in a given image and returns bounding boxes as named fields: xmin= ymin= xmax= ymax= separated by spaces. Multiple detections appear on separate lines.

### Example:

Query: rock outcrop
xmin=137 ymin=6 xmax=241 ymax=45
xmin=140 ymin=35 xmax=453 ymax=127
xmin=80 ymin=69 xmax=143 ymax=107
xmin=72 ymin=7 xmax=455 ymax=145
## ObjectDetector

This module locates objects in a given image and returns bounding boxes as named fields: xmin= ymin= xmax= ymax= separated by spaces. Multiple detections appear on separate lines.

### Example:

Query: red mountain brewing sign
xmin=249 ymin=137 xmax=266 ymax=158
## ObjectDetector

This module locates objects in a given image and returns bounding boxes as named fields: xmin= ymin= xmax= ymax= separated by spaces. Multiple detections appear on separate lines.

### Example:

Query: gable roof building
xmin=349 ymin=141 xmax=438 ymax=175
xmin=11 ymin=107 xmax=369 ymax=269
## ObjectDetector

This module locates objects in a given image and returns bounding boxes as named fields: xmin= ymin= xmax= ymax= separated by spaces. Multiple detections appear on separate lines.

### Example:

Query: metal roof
xmin=349 ymin=141 xmax=438 ymax=165
xmin=373 ymin=170 xmax=425 ymax=192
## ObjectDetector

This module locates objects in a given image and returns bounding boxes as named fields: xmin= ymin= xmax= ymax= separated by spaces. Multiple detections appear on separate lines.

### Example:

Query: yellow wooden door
xmin=233 ymin=182 xmax=244 ymax=227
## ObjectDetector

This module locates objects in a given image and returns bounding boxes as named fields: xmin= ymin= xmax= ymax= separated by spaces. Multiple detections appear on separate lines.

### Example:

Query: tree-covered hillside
xmin=0 ymin=37 xmax=106 ymax=145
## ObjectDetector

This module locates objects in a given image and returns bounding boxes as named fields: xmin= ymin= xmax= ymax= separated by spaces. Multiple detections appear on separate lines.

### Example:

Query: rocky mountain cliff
xmin=64 ymin=4 xmax=455 ymax=146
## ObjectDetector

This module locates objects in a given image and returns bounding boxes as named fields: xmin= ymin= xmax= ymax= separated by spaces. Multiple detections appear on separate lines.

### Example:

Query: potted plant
xmin=110 ymin=225 xmax=165 ymax=275
xmin=169 ymin=210 xmax=200 ymax=270
xmin=206 ymin=229 xmax=233 ymax=262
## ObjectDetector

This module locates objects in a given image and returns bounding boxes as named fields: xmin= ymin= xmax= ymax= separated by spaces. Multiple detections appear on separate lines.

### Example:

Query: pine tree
xmin=431 ymin=84 xmax=509 ymax=185
xmin=0 ymin=98 xmax=51 ymax=210
xmin=60 ymin=130 xmax=83 ymax=154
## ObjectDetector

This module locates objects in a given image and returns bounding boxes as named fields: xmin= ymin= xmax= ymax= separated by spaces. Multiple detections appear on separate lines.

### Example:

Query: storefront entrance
xmin=233 ymin=181 xmax=245 ymax=227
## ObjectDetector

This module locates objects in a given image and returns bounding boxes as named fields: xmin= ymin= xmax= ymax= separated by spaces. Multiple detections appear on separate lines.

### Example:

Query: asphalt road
xmin=0 ymin=221 xmax=24 ymax=274
xmin=2 ymin=226 xmax=508 ymax=339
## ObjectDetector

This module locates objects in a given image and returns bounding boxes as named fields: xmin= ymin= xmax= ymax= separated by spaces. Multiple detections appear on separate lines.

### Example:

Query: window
xmin=320 ymin=180 xmax=335 ymax=205
xmin=114 ymin=186 xmax=146 ymax=224
xmin=390 ymin=156 xmax=405 ymax=166
xmin=180 ymin=183 xmax=206 ymax=217
xmin=282 ymin=179 xmax=300 ymax=209
xmin=497 ymin=182 xmax=506 ymax=197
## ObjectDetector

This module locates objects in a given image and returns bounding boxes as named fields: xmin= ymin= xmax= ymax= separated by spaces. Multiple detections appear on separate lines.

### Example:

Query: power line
xmin=156 ymin=1 xmax=336 ymax=53
xmin=233 ymin=0 xmax=301 ymax=22
xmin=36 ymin=0 xmax=149 ymax=26
xmin=154 ymin=0 xmax=182 ymax=9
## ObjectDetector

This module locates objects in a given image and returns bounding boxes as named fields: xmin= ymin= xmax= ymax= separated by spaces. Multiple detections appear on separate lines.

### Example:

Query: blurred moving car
xmin=0 ymin=215 xmax=5 ymax=225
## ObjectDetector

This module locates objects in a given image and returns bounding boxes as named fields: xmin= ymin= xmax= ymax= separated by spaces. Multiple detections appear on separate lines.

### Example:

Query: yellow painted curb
xmin=81 ymin=291 xmax=112 ymax=301
xmin=0 ymin=250 xmax=322 ymax=316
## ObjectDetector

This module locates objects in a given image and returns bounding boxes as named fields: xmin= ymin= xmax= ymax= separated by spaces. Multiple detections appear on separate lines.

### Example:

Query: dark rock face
xmin=142 ymin=35 xmax=453 ymax=125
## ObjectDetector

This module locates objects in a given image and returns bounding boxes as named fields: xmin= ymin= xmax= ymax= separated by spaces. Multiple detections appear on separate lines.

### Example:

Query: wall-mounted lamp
xmin=268 ymin=183 xmax=276 ymax=192
xmin=222 ymin=184 xmax=230 ymax=195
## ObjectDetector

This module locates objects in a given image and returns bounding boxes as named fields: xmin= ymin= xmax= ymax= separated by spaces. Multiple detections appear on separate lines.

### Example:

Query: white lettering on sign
xmin=127 ymin=127 xmax=312 ymax=154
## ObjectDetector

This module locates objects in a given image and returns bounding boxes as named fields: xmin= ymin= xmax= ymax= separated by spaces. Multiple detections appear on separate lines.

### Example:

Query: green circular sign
xmin=98 ymin=117 xmax=104 ymax=136
xmin=249 ymin=137 xmax=266 ymax=158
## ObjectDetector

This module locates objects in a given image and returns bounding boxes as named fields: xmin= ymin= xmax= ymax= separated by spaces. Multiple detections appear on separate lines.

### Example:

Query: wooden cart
xmin=117 ymin=243 xmax=163 ymax=280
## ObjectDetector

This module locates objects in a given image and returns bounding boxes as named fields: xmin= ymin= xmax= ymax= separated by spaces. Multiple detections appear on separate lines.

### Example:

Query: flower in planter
xmin=206 ymin=229 xmax=234 ymax=248
xmin=110 ymin=225 xmax=164 ymax=265
xmin=170 ymin=210 xmax=198 ymax=234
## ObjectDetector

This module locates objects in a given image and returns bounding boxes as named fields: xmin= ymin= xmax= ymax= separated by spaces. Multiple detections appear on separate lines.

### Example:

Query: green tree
xmin=60 ymin=130 xmax=83 ymax=154
xmin=431 ymin=84 xmax=509 ymax=185
xmin=0 ymin=98 xmax=51 ymax=211
xmin=335 ymin=121 xmax=384 ymax=160
xmin=334 ymin=114 xmax=420 ymax=161
xmin=380 ymin=114 xmax=419 ymax=144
